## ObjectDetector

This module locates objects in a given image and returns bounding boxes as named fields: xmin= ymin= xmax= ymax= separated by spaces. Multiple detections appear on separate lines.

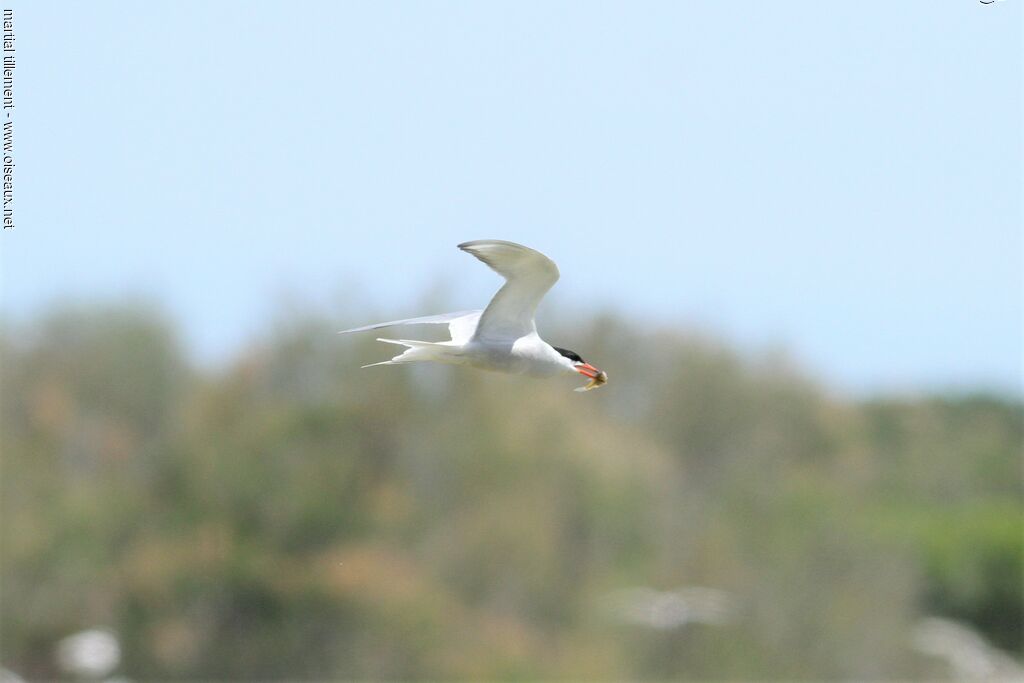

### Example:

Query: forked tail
xmin=362 ymin=338 xmax=455 ymax=368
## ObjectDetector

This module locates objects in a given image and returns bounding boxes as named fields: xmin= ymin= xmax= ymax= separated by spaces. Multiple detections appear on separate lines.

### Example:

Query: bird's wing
xmin=458 ymin=240 xmax=560 ymax=341
xmin=339 ymin=310 xmax=482 ymax=344
xmin=446 ymin=311 xmax=483 ymax=344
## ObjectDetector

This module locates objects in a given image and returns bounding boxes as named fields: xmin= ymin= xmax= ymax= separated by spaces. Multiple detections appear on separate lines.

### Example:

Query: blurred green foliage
xmin=1 ymin=303 xmax=1021 ymax=679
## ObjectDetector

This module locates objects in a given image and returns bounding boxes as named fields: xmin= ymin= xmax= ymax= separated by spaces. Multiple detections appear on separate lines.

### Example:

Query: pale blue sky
xmin=1 ymin=1 xmax=1020 ymax=395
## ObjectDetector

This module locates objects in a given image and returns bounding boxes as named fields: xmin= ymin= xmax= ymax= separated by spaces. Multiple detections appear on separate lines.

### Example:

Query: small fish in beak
xmin=574 ymin=363 xmax=608 ymax=392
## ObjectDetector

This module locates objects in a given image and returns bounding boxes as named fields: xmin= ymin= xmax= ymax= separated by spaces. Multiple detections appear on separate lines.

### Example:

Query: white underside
xmin=354 ymin=311 xmax=573 ymax=378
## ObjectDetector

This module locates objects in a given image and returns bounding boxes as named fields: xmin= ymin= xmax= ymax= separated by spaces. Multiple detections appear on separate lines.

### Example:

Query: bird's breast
xmin=462 ymin=336 xmax=564 ymax=377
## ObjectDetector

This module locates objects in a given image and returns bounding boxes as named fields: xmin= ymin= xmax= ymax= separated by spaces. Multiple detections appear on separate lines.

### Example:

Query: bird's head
xmin=554 ymin=347 xmax=608 ymax=392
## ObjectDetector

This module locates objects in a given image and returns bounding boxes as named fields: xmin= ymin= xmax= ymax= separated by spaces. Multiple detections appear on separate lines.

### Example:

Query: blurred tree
xmin=1 ymin=303 xmax=1020 ymax=679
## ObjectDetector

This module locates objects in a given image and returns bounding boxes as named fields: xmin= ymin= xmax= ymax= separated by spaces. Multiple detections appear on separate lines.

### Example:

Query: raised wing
xmin=339 ymin=310 xmax=482 ymax=344
xmin=458 ymin=240 xmax=560 ymax=341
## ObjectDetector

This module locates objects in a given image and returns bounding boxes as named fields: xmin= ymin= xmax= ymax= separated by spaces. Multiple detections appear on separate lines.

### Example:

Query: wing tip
xmin=458 ymin=239 xmax=526 ymax=252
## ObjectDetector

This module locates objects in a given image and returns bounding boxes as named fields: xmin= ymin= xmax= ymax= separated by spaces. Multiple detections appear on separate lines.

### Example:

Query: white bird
xmin=340 ymin=240 xmax=607 ymax=392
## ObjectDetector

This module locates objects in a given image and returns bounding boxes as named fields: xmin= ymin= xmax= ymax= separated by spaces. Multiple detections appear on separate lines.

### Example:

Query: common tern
xmin=340 ymin=240 xmax=607 ymax=392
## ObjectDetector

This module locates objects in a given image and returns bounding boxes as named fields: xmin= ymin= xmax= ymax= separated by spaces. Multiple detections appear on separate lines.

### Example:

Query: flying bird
xmin=340 ymin=240 xmax=608 ymax=392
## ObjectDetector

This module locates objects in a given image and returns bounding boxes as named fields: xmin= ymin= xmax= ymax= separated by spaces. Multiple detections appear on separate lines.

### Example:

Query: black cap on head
xmin=553 ymin=347 xmax=585 ymax=364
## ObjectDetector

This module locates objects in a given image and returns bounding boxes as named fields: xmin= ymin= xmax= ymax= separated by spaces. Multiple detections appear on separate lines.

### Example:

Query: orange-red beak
xmin=576 ymin=363 xmax=602 ymax=379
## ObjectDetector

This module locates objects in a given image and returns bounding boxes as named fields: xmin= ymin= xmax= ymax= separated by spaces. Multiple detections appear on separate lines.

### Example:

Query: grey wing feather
xmin=458 ymin=240 xmax=559 ymax=341
xmin=339 ymin=310 xmax=482 ymax=344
